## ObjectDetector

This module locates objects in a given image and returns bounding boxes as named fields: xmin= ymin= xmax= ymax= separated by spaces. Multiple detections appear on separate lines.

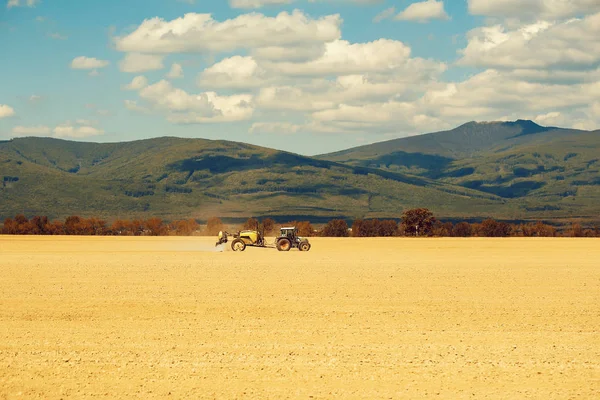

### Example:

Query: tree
xmin=401 ymin=208 xmax=436 ymax=237
xmin=3 ymin=218 xmax=17 ymax=234
xmin=521 ymin=221 xmax=556 ymax=237
xmin=567 ymin=223 xmax=584 ymax=237
xmin=452 ymin=222 xmax=472 ymax=237
xmin=171 ymin=219 xmax=199 ymax=236
xmin=64 ymin=216 xmax=83 ymax=235
xmin=479 ymin=219 xmax=512 ymax=237
xmin=205 ymin=217 xmax=224 ymax=235
xmin=296 ymin=221 xmax=314 ymax=237
xmin=242 ymin=217 xmax=259 ymax=230
xmin=322 ymin=219 xmax=349 ymax=237
xmin=261 ymin=218 xmax=276 ymax=235
xmin=432 ymin=221 xmax=453 ymax=237
xmin=145 ymin=218 xmax=166 ymax=236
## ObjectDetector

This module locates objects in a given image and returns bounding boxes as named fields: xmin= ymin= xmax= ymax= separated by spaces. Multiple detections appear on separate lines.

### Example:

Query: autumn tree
xmin=205 ymin=217 xmax=224 ymax=235
xmin=479 ymin=219 xmax=512 ymax=237
xmin=145 ymin=218 xmax=167 ymax=236
xmin=401 ymin=208 xmax=436 ymax=237
xmin=261 ymin=218 xmax=276 ymax=235
xmin=321 ymin=219 xmax=349 ymax=237
xmin=432 ymin=221 xmax=453 ymax=237
xmin=452 ymin=222 xmax=473 ymax=237
xmin=296 ymin=221 xmax=315 ymax=237
xmin=521 ymin=221 xmax=556 ymax=237
xmin=242 ymin=217 xmax=259 ymax=230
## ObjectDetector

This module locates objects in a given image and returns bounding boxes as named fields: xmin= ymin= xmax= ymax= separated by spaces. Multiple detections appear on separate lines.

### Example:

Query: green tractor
xmin=216 ymin=226 xmax=311 ymax=252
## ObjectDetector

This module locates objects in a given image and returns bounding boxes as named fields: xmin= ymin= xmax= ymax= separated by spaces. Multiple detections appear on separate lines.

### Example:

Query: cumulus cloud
xmin=124 ymin=100 xmax=151 ymax=114
xmin=459 ymin=14 xmax=600 ymax=71
xmin=11 ymin=122 xmax=104 ymax=138
xmin=249 ymin=122 xmax=301 ymax=134
xmin=373 ymin=7 xmax=396 ymax=23
xmin=70 ymin=56 xmax=110 ymax=70
xmin=0 ymin=104 xmax=16 ymax=119
xmin=123 ymin=75 xmax=149 ymax=91
xmin=7 ymin=0 xmax=39 ymax=9
xmin=468 ymin=0 xmax=600 ymax=20
xmin=166 ymin=63 xmax=184 ymax=79
xmin=11 ymin=125 xmax=50 ymax=136
xmin=119 ymin=53 xmax=165 ymax=73
xmin=263 ymin=39 xmax=414 ymax=76
xmin=136 ymin=80 xmax=254 ymax=123
xmin=395 ymin=0 xmax=449 ymax=22
xmin=198 ymin=56 xmax=270 ymax=89
xmin=113 ymin=10 xmax=341 ymax=54
xmin=53 ymin=123 xmax=104 ymax=138
xmin=229 ymin=0 xmax=293 ymax=9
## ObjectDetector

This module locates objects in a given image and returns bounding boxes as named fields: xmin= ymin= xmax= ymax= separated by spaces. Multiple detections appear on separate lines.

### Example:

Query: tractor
xmin=216 ymin=226 xmax=311 ymax=252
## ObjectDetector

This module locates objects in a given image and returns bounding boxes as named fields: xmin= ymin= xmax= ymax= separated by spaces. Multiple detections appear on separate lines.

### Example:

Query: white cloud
xmin=29 ymin=95 xmax=42 ymax=102
xmin=123 ymin=75 xmax=149 ymax=90
xmin=0 ymin=104 xmax=16 ymax=119
xmin=119 ymin=53 xmax=165 ymax=73
xmin=11 ymin=121 xmax=104 ymax=138
xmin=124 ymin=100 xmax=151 ymax=114
xmin=136 ymin=80 xmax=254 ymax=123
xmin=459 ymin=15 xmax=600 ymax=71
xmin=7 ymin=0 xmax=39 ymax=9
xmin=53 ymin=124 xmax=104 ymax=138
xmin=395 ymin=0 xmax=449 ymax=22
xmin=229 ymin=0 xmax=293 ymax=9
xmin=373 ymin=7 xmax=396 ymax=23
xmin=114 ymin=10 xmax=341 ymax=54
xmin=249 ymin=122 xmax=301 ymax=134
xmin=468 ymin=0 xmax=600 ymax=20
xmin=71 ymin=56 xmax=110 ymax=70
xmin=198 ymin=56 xmax=270 ymax=89
xmin=264 ymin=39 xmax=413 ymax=76
xmin=11 ymin=125 xmax=50 ymax=136
xmin=166 ymin=63 xmax=184 ymax=79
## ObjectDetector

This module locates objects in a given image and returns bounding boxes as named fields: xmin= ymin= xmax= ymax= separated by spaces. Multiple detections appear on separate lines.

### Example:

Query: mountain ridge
xmin=1 ymin=120 xmax=599 ymax=224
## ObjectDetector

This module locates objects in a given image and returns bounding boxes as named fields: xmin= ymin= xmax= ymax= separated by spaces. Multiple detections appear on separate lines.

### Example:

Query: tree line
xmin=2 ymin=208 xmax=599 ymax=237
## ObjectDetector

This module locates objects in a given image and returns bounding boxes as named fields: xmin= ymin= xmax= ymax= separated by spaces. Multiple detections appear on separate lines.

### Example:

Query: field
xmin=1 ymin=236 xmax=599 ymax=399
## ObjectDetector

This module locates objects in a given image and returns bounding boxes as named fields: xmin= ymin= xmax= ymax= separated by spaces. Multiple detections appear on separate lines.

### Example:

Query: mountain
xmin=0 ymin=136 xmax=504 ymax=223
xmin=1 ymin=120 xmax=598 ymax=224
xmin=318 ymin=120 xmax=600 ymax=222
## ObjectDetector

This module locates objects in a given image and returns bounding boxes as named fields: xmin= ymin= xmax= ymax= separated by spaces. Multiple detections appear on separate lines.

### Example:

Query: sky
xmin=0 ymin=0 xmax=599 ymax=155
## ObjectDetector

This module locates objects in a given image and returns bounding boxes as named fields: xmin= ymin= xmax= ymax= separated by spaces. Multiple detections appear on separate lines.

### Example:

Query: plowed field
xmin=1 ymin=236 xmax=599 ymax=399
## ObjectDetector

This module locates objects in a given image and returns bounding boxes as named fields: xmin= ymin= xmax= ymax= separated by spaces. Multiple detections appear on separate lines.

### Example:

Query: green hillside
xmin=1 ymin=120 xmax=599 ymax=224
xmin=0 ymin=136 xmax=505 ymax=223
xmin=318 ymin=120 xmax=600 ymax=223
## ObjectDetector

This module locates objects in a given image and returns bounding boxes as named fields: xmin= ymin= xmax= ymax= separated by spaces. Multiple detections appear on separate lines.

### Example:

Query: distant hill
xmin=318 ymin=120 xmax=600 ymax=223
xmin=1 ymin=120 xmax=598 ymax=224
xmin=0 ymin=136 xmax=504 ymax=223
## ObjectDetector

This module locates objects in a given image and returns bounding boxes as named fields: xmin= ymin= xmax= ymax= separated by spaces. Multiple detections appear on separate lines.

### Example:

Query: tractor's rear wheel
xmin=276 ymin=238 xmax=291 ymax=251
xmin=231 ymin=238 xmax=246 ymax=251
xmin=299 ymin=241 xmax=311 ymax=251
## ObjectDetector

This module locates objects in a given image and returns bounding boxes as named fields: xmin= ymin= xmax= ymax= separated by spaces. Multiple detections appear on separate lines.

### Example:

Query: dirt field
xmin=0 ymin=236 xmax=599 ymax=399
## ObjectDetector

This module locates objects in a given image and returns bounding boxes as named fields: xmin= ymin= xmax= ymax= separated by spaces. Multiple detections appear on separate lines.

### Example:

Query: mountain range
xmin=1 ymin=120 xmax=599 ymax=225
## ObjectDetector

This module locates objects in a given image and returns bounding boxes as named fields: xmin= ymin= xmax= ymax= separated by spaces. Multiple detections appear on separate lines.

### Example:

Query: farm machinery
xmin=216 ymin=226 xmax=311 ymax=252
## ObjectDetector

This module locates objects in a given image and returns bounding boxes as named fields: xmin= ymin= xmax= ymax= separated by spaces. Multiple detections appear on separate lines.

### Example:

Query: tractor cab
xmin=280 ymin=227 xmax=298 ymax=238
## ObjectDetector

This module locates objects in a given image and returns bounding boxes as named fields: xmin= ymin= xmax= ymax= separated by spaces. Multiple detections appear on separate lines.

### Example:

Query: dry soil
xmin=1 ymin=236 xmax=599 ymax=399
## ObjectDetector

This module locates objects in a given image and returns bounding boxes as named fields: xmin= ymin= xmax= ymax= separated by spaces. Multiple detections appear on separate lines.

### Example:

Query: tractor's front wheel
xmin=299 ymin=241 xmax=311 ymax=251
xmin=231 ymin=238 xmax=246 ymax=251
xmin=276 ymin=238 xmax=291 ymax=251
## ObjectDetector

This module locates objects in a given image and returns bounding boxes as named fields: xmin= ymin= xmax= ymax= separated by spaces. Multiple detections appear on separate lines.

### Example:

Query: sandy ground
xmin=0 ymin=236 xmax=599 ymax=399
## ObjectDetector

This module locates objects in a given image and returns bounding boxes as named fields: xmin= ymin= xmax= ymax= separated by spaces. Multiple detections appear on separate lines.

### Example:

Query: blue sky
xmin=1 ymin=0 xmax=599 ymax=155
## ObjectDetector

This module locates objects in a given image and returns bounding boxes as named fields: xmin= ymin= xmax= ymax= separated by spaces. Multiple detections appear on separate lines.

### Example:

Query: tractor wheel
xmin=231 ymin=238 xmax=246 ymax=252
xmin=276 ymin=238 xmax=291 ymax=251
xmin=299 ymin=241 xmax=311 ymax=251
